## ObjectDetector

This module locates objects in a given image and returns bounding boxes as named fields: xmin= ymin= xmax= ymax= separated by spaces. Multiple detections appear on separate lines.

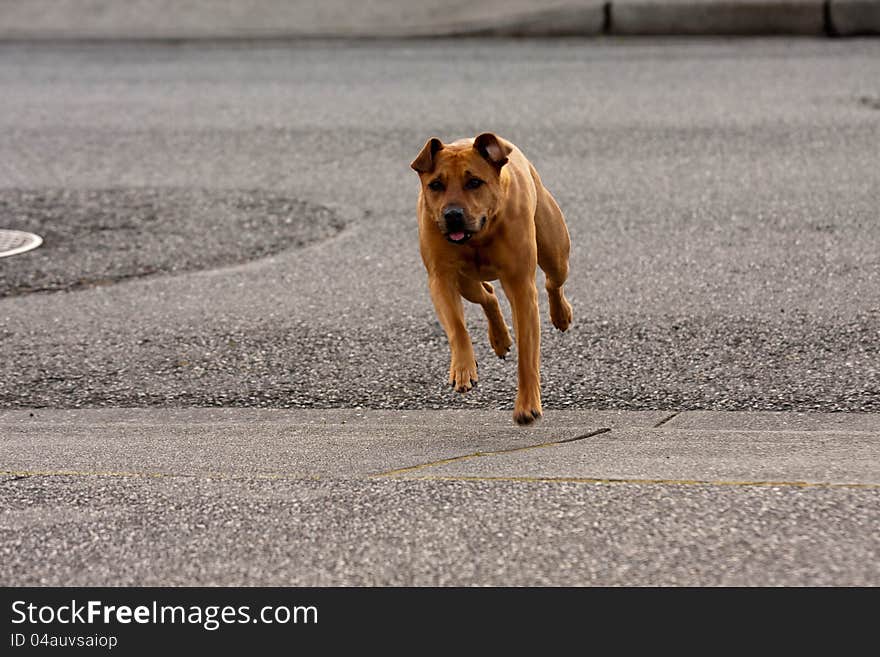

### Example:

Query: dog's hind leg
xmin=458 ymin=275 xmax=512 ymax=359
xmin=531 ymin=165 xmax=573 ymax=332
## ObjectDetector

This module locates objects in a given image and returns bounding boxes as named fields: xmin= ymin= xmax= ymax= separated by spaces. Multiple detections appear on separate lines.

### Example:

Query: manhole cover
xmin=0 ymin=230 xmax=43 ymax=258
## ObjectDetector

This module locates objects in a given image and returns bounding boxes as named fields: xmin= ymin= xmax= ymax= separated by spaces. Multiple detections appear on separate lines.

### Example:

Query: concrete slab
xmin=0 ymin=420 xmax=598 ymax=478
xmin=0 ymin=408 xmax=668 ymax=428
xmin=610 ymin=0 xmax=826 ymax=34
xmin=391 ymin=428 xmax=880 ymax=485
xmin=665 ymin=410 xmax=880 ymax=432
xmin=830 ymin=0 xmax=880 ymax=35
xmin=2 ymin=475 xmax=877 ymax=586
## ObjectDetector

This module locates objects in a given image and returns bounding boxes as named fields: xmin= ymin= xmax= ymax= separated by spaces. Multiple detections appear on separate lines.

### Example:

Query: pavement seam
xmin=392 ymin=474 xmax=880 ymax=490
xmin=370 ymin=427 xmax=612 ymax=478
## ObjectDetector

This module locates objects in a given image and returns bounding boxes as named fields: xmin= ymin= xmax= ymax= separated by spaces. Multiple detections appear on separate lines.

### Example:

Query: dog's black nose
xmin=443 ymin=206 xmax=465 ymax=222
xmin=443 ymin=207 xmax=466 ymax=232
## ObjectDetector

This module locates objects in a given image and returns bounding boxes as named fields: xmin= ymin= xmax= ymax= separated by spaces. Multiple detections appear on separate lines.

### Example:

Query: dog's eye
xmin=428 ymin=180 xmax=445 ymax=192
xmin=464 ymin=178 xmax=484 ymax=190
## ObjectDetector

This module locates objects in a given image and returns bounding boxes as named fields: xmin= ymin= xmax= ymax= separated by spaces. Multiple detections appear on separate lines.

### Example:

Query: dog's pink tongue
xmin=449 ymin=231 xmax=466 ymax=242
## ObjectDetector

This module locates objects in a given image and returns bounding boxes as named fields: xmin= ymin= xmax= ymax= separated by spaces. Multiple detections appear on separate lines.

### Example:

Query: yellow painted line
xmin=2 ymin=470 xmax=876 ymax=491
xmin=392 ymin=474 xmax=880 ymax=490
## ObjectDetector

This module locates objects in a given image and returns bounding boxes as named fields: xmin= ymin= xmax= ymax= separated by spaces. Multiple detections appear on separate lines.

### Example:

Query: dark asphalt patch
xmin=0 ymin=188 xmax=346 ymax=297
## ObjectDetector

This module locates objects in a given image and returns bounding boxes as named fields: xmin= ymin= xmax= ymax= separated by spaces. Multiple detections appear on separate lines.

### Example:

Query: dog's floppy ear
xmin=411 ymin=137 xmax=444 ymax=174
xmin=473 ymin=133 xmax=513 ymax=170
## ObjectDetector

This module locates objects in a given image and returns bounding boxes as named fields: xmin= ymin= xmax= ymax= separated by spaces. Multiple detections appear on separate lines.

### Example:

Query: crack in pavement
xmin=652 ymin=412 xmax=680 ymax=428
xmin=371 ymin=427 xmax=612 ymax=478
xmin=0 ymin=475 xmax=31 ymax=485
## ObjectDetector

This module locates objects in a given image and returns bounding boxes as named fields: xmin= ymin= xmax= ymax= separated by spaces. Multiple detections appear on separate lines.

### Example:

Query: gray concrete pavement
xmin=1 ymin=409 xmax=878 ymax=585
xmin=402 ymin=428 xmax=880 ymax=484
xmin=3 ymin=476 xmax=876 ymax=586
xmin=0 ymin=418 xmax=596 ymax=478
xmin=663 ymin=409 xmax=880 ymax=431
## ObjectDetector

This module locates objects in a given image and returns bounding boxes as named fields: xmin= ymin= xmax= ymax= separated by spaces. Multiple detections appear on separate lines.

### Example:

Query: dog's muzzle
xmin=442 ymin=207 xmax=484 ymax=244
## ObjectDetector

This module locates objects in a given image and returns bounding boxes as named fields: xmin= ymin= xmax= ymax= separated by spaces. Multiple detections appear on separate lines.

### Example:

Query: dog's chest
xmin=459 ymin=247 xmax=500 ymax=281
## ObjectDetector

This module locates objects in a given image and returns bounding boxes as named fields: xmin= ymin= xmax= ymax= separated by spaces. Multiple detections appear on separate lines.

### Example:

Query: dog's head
xmin=411 ymin=133 xmax=513 ymax=245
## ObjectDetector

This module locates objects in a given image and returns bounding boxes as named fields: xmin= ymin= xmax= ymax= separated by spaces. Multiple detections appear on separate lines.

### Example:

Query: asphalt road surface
xmin=1 ymin=39 xmax=878 ymax=587
xmin=1 ymin=38 xmax=879 ymax=411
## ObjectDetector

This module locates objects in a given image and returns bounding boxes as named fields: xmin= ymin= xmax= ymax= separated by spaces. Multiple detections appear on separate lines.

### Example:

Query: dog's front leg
xmin=502 ymin=275 xmax=542 ymax=424
xmin=428 ymin=274 xmax=478 ymax=393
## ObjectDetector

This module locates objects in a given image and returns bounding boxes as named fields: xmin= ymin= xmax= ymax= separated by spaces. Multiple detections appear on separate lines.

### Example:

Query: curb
xmin=610 ymin=1 xmax=825 ymax=35
xmin=829 ymin=0 xmax=880 ymax=34
xmin=0 ymin=1 xmax=877 ymax=39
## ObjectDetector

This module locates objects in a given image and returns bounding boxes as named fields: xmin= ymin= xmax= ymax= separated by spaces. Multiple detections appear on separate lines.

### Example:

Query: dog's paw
xmin=549 ymin=295 xmax=573 ymax=332
xmin=449 ymin=361 xmax=478 ymax=393
xmin=489 ymin=322 xmax=513 ymax=359
xmin=513 ymin=407 xmax=543 ymax=426
xmin=513 ymin=390 xmax=543 ymax=425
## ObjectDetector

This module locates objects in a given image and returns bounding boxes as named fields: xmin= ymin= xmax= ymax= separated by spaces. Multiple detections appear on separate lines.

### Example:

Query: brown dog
xmin=411 ymin=133 xmax=572 ymax=425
